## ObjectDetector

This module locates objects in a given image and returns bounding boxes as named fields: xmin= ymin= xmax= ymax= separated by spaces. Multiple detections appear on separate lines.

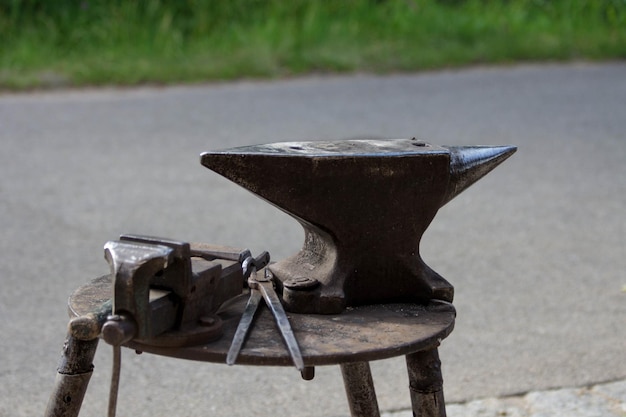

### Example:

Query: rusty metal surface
xmin=68 ymin=275 xmax=455 ymax=366
xmin=201 ymin=138 xmax=515 ymax=314
xmin=98 ymin=237 xmax=248 ymax=348
xmin=104 ymin=240 xmax=175 ymax=341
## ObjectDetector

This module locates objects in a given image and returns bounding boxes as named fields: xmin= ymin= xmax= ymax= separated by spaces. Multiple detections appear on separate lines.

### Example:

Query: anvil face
xmin=202 ymin=139 xmax=515 ymax=314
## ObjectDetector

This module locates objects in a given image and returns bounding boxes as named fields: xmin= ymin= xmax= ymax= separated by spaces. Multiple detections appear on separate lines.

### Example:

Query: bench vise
xmin=70 ymin=234 xmax=267 ymax=348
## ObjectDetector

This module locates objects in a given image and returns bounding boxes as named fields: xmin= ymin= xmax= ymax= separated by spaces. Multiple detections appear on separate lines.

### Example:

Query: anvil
xmin=202 ymin=138 xmax=515 ymax=314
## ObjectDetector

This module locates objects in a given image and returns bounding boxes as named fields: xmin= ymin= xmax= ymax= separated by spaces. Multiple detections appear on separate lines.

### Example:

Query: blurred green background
xmin=1 ymin=0 xmax=625 ymax=90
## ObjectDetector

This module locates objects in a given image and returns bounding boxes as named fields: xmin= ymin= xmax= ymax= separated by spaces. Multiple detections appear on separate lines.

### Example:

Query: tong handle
xmin=255 ymin=274 xmax=305 ymax=371
xmin=228 ymin=266 xmax=304 ymax=371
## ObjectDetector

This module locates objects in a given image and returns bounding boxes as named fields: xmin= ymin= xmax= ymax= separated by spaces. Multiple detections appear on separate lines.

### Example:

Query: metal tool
xmin=202 ymin=138 xmax=517 ymax=314
xmin=227 ymin=258 xmax=305 ymax=371
xmin=98 ymin=234 xmax=257 ymax=347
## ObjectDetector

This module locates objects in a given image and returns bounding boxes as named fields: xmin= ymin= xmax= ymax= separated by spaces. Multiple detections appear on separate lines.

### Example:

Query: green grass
xmin=1 ymin=0 xmax=625 ymax=90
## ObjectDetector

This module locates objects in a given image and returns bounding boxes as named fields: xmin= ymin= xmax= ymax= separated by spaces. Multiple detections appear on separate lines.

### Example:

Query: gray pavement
xmin=389 ymin=380 xmax=626 ymax=417
xmin=1 ymin=62 xmax=624 ymax=417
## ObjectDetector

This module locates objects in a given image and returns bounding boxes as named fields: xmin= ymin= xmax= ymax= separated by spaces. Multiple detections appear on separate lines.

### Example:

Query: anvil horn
xmin=441 ymin=145 xmax=517 ymax=206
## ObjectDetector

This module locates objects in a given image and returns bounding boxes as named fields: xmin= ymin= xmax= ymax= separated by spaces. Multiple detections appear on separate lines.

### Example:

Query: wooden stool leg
xmin=45 ymin=332 xmax=99 ymax=417
xmin=405 ymin=348 xmax=446 ymax=417
xmin=340 ymin=362 xmax=381 ymax=417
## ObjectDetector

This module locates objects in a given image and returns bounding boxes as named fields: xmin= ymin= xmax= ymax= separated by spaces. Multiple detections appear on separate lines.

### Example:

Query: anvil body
xmin=202 ymin=139 xmax=515 ymax=314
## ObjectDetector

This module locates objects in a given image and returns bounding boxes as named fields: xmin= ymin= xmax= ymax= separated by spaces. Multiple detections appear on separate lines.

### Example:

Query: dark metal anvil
xmin=202 ymin=138 xmax=515 ymax=314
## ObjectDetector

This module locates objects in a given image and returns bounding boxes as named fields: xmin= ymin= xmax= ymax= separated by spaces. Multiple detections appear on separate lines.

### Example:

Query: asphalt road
xmin=1 ymin=62 xmax=624 ymax=417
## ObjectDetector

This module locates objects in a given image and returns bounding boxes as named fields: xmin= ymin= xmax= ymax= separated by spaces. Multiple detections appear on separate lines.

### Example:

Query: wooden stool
xmin=46 ymin=275 xmax=455 ymax=417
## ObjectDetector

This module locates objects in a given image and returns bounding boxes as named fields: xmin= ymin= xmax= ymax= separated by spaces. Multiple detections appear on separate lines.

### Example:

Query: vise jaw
xmin=101 ymin=234 xmax=254 ymax=347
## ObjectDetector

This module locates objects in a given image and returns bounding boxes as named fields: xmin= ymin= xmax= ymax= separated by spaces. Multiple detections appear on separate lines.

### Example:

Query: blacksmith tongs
xmin=226 ymin=254 xmax=304 ymax=371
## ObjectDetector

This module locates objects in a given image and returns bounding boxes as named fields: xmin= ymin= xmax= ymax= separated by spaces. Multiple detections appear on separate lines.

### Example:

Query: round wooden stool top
xmin=69 ymin=275 xmax=455 ymax=367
